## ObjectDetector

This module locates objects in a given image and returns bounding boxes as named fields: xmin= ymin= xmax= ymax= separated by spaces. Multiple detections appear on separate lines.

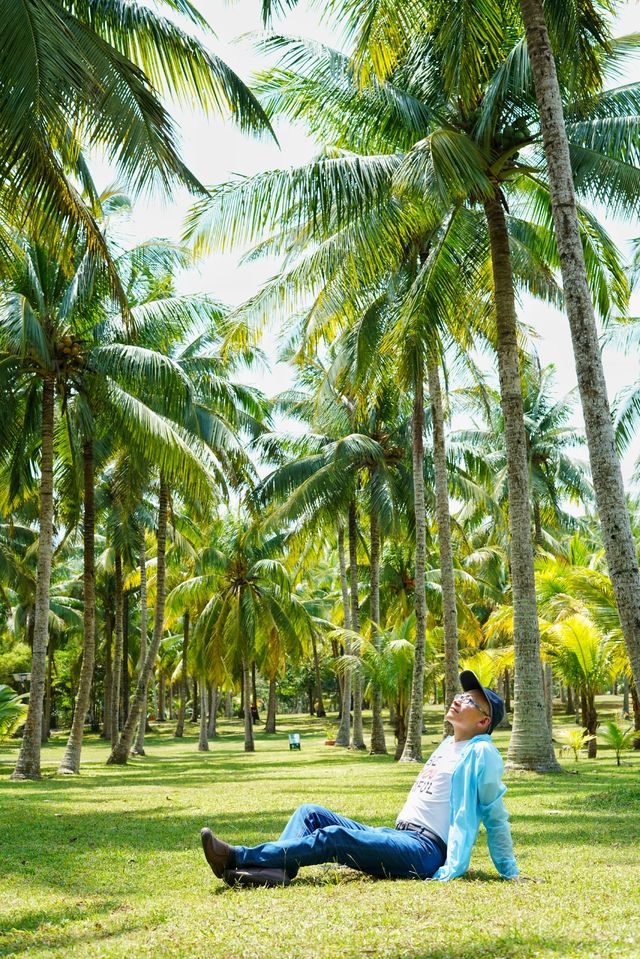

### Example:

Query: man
xmin=201 ymin=669 xmax=519 ymax=887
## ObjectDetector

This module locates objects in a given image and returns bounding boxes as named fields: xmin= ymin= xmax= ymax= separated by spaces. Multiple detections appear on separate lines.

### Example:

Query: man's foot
xmin=223 ymin=867 xmax=291 ymax=888
xmin=201 ymin=827 xmax=235 ymax=877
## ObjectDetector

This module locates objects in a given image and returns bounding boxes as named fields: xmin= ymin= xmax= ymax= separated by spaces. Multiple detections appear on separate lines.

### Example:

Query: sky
xmin=96 ymin=0 xmax=640 ymax=482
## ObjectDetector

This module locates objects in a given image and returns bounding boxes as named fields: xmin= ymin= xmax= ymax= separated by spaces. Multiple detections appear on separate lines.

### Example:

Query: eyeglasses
xmin=453 ymin=692 xmax=490 ymax=718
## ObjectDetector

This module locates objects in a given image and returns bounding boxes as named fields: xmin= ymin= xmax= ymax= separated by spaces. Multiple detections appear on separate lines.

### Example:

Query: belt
xmin=395 ymin=820 xmax=447 ymax=859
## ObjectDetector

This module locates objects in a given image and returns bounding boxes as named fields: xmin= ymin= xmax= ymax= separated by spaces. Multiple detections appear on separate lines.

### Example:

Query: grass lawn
xmin=1 ymin=699 xmax=639 ymax=959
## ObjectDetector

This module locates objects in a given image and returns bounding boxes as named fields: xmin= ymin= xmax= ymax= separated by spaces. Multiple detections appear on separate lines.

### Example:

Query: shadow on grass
xmin=0 ymin=899 xmax=145 ymax=958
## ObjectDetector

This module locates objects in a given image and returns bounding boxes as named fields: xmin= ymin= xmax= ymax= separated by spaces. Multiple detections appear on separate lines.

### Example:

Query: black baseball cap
xmin=459 ymin=669 xmax=505 ymax=734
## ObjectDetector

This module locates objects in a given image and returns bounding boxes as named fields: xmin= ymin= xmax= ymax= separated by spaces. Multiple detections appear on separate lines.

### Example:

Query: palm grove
xmin=1 ymin=0 xmax=640 ymax=781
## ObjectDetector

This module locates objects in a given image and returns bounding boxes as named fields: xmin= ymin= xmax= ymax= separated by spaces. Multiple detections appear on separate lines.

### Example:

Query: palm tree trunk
xmin=102 ymin=607 xmax=113 ymax=739
xmin=533 ymin=498 xmax=543 ymax=547
xmin=107 ymin=476 xmax=169 ymax=764
xmin=225 ymin=690 xmax=233 ymax=719
xmin=251 ymin=662 xmax=259 ymax=721
xmin=311 ymin=633 xmax=326 ymax=718
xmin=348 ymin=501 xmax=366 ymax=750
xmin=400 ymin=368 xmax=428 ymax=763
xmin=369 ymin=501 xmax=387 ymax=755
xmin=566 ymin=684 xmax=574 ymax=716
xmin=622 ymin=674 xmax=630 ymax=718
xmin=59 ymin=440 xmax=97 ymax=774
xmin=335 ymin=522 xmax=352 ymax=747
xmin=582 ymin=689 xmax=598 ymax=758
xmin=504 ymin=668 xmax=512 ymax=714
xmin=630 ymin=681 xmax=640 ymax=749
xmin=484 ymin=194 xmax=560 ymax=772
xmin=242 ymin=657 xmax=255 ymax=752
xmin=41 ymin=645 xmax=52 ymax=743
xmin=544 ymin=662 xmax=554 ymax=737
xmin=265 ymin=677 xmax=277 ymax=733
xmin=122 ymin=592 xmax=129 ymax=724
xmin=174 ymin=612 xmax=189 ymax=737
xmin=198 ymin=682 xmax=209 ymax=751
xmin=519 ymin=0 xmax=640 ymax=697
xmin=132 ymin=547 xmax=148 ymax=755
xmin=110 ymin=549 xmax=124 ymax=748
xmin=12 ymin=376 xmax=56 ymax=780
xmin=158 ymin=670 xmax=165 ymax=722
xmin=395 ymin=701 xmax=408 ymax=761
xmin=208 ymin=687 xmax=218 ymax=738
xmin=427 ymin=350 xmax=459 ymax=736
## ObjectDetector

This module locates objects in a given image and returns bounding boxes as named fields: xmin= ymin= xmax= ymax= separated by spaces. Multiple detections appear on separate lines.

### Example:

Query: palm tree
xmin=546 ymin=613 xmax=612 ymax=758
xmin=454 ymin=360 xmax=592 ymax=546
xmin=171 ymin=517 xmax=303 ymax=752
xmin=0 ymin=0 xmax=272 ymax=266
xmin=516 ymin=0 xmax=640 ymax=716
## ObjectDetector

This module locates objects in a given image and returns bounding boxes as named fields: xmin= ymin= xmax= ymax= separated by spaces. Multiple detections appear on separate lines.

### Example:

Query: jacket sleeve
xmin=477 ymin=746 xmax=519 ymax=879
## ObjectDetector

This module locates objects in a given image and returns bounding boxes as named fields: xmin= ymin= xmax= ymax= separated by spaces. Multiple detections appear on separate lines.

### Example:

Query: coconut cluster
xmin=57 ymin=335 xmax=83 ymax=363
xmin=495 ymin=115 xmax=531 ymax=152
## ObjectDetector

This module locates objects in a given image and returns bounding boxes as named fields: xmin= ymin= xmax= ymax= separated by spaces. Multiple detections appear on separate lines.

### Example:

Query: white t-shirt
xmin=395 ymin=738 xmax=468 ymax=844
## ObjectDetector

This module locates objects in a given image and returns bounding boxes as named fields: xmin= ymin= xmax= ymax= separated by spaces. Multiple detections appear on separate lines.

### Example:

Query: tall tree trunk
xmin=622 ymin=674 xmax=630 ymax=718
xmin=394 ymin=701 xmax=408 ymax=761
xmin=566 ymin=684 xmax=574 ymax=716
xmin=158 ymin=671 xmax=165 ymax=722
xmin=265 ymin=677 xmax=277 ymax=733
xmin=401 ymin=369 xmax=428 ymax=763
xmin=174 ymin=612 xmax=189 ymax=737
xmin=108 ymin=476 xmax=169 ymax=764
xmin=59 ymin=440 xmax=97 ymax=774
xmin=335 ymin=522 xmax=352 ymax=747
xmin=533 ymin=498 xmax=543 ymax=547
xmin=311 ymin=634 xmax=326 ymax=719
xmin=132 ymin=547 xmax=149 ymax=755
xmin=42 ymin=645 xmax=52 ymax=743
xmin=110 ymin=549 xmax=124 ymax=748
xmin=251 ymin=662 xmax=259 ymax=721
xmin=102 ymin=608 xmax=113 ymax=738
xmin=198 ymin=682 xmax=209 ymax=751
xmin=225 ymin=689 xmax=233 ymax=719
xmin=242 ymin=657 xmax=255 ymax=752
xmin=369 ymin=501 xmax=387 ymax=754
xmin=544 ymin=662 xmax=554 ymax=738
xmin=484 ymin=194 xmax=560 ymax=772
xmin=122 ymin=592 xmax=129 ymax=724
xmin=12 ymin=376 xmax=56 ymax=780
xmin=332 ymin=638 xmax=344 ymax=719
xmin=582 ymin=689 xmax=598 ymax=758
xmin=519 ymin=0 xmax=640 ymax=697
xmin=348 ymin=501 xmax=366 ymax=750
xmin=207 ymin=687 xmax=218 ymax=738
xmin=427 ymin=350 xmax=459 ymax=737
xmin=630 ymin=681 xmax=640 ymax=749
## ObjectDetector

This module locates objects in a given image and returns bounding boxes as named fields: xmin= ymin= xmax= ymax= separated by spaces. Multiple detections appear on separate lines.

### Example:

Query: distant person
xmin=200 ymin=670 xmax=519 ymax=887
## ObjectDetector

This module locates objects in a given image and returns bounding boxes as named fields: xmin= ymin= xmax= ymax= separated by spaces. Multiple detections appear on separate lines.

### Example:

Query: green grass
xmin=1 ymin=699 xmax=639 ymax=959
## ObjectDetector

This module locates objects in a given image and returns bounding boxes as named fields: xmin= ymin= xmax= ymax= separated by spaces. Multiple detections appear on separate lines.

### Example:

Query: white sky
xmin=97 ymin=1 xmax=640 ymax=482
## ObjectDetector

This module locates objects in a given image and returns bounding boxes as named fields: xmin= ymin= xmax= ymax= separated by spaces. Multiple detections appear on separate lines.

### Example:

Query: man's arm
xmin=477 ymin=747 xmax=519 ymax=879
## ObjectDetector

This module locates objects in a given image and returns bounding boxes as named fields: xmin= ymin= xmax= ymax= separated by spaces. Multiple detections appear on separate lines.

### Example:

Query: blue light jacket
xmin=430 ymin=734 xmax=519 ymax=882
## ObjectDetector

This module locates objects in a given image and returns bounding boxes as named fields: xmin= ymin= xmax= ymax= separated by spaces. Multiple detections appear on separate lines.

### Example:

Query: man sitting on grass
xmin=201 ymin=670 xmax=519 ymax=887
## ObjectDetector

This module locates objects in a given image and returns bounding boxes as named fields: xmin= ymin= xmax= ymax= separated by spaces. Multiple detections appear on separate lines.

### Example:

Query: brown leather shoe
xmin=201 ymin=827 xmax=235 ymax=877
xmin=223 ymin=867 xmax=291 ymax=888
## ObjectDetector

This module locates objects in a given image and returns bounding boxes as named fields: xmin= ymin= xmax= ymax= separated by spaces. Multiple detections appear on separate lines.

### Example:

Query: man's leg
xmin=277 ymin=804 xmax=367 ymax=843
xmin=235 ymin=807 xmax=444 ymax=879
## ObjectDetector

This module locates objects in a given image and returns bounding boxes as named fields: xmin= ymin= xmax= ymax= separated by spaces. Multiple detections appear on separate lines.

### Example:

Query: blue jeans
xmin=234 ymin=804 xmax=446 ymax=880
